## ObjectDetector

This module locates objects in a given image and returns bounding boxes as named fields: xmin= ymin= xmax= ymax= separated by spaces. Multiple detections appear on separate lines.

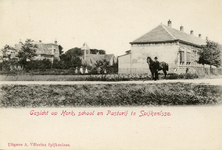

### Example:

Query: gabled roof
xmin=130 ymin=24 xmax=206 ymax=46
xmin=14 ymin=41 xmax=58 ymax=55
xmin=82 ymin=54 xmax=116 ymax=66
xmin=104 ymin=54 xmax=114 ymax=61
xmin=81 ymin=42 xmax=90 ymax=50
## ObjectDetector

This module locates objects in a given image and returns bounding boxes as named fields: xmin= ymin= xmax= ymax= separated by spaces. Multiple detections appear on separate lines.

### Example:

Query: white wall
xmin=130 ymin=43 xmax=179 ymax=74
xmin=118 ymin=54 xmax=131 ymax=74
xmin=118 ymin=42 xmax=203 ymax=75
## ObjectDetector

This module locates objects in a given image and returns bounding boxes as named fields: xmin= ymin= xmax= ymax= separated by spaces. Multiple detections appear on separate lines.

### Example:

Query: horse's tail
xmin=166 ymin=63 xmax=169 ymax=71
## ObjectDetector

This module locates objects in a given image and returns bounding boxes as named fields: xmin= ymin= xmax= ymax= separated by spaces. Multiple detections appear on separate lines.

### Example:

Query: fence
xmin=184 ymin=65 xmax=222 ymax=76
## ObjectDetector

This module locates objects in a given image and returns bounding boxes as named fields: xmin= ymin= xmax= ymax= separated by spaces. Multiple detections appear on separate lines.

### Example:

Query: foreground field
xmin=0 ymin=83 xmax=221 ymax=107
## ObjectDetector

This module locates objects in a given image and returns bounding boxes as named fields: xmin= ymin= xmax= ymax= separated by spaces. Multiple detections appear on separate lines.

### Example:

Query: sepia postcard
xmin=0 ymin=0 xmax=222 ymax=149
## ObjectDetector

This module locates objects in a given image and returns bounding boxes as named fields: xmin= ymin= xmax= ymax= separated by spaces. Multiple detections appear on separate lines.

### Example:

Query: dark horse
xmin=147 ymin=56 xmax=169 ymax=79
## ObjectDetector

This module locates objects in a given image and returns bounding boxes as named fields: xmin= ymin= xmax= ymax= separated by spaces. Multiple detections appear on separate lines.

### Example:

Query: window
xmin=186 ymin=52 xmax=191 ymax=65
xmin=179 ymin=51 xmax=184 ymax=65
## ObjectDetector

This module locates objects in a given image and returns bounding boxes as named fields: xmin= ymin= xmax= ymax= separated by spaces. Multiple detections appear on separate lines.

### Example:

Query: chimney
xmin=39 ymin=40 xmax=42 ymax=42
xmin=190 ymin=30 xmax=193 ymax=35
xmin=198 ymin=34 xmax=201 ymax=38
xmin=54 ymin=40 xmax=57 ymax=44
xmin=180 ymin=26 xmax=184 ymax=32
xmin=206 ymin=36 xmax=208 ymax=41
xmin=168 ymin=20 xmax=172 ymax=27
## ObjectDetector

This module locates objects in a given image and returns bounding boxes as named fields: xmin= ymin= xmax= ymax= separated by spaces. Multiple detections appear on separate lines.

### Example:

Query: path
xmin=1 ymin=78 xmax=222 ymax=85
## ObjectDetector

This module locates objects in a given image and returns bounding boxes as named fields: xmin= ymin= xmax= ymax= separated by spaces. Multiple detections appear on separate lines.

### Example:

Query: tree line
xmin=1 ymin=38 xmax=221 ymax=74
xmin=0 ymin=39 xmax=118 ymax=74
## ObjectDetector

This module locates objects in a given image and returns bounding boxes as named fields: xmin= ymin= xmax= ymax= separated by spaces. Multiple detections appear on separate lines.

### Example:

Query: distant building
xmin=118 ymin=20 xmax=207 ymax=74
xmin=81 ymin=42 xmax=117 ymax=67
xmin=14 ymin=40 xmax=60 ymax=62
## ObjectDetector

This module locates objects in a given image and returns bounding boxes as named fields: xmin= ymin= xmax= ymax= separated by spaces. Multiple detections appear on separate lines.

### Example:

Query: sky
xmin=0 ymin=0 xmax=222 ymax=56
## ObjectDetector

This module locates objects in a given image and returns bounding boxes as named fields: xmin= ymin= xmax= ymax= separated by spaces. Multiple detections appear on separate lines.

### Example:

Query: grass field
xmin=0 ymin=83 xmax=221 ymax=107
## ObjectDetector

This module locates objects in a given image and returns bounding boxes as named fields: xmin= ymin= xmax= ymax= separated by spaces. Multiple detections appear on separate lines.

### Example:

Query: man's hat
xmin=154 ymin=57 xmax=158 ymax=59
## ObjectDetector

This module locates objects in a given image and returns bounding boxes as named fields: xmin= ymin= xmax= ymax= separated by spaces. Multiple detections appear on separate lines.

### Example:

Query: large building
xmin=118 ymin=20 xmax=207 ymax=74
xmin=14 ymin=40 xmax=60 ymax=62
xmin=0 ymin=40 xmax=60 ymax=70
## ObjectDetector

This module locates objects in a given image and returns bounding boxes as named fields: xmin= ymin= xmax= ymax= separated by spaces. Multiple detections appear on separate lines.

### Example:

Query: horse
xmin=146 ymin=56 xmax=169 ymax=79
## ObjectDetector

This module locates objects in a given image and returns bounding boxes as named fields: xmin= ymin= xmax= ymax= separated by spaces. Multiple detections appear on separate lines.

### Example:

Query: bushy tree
xmin=198 ymin=40 xmax=221 ymax=67
xmin=66 ymin=47 xmax=83 ymax=57
xmin=1 ymin=45 xmax=14 ymax=59
xmin=17 ymin=39 xmax=37 ymax=70
xmin=52 ymin=58 xmax=63 ymax=69
xmin=99 ymin=50 xmax=106 ymax=54
xmin=58 ymin=45 xmax=64 ymax=56
xmin=108 ymin=59 xmax=118 ymax=74
xmin=1 ymin=45 xmax=19 ymax=71
xmin=90 ymin=49 xmax=106 ymax=54
xmin=92 ymin=59 xmax=109 ymax=74
xmin=57 ymin=47 xmax=83 ymax=69
xmin=90 ymin=49 xmax=98 ymax=54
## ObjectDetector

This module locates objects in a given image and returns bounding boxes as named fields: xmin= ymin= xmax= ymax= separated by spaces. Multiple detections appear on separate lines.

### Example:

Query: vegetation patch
xmin=0 ymin=73 xmax=206 ymax=81
xmin=0 ymin=83 xmax=221 ymax=107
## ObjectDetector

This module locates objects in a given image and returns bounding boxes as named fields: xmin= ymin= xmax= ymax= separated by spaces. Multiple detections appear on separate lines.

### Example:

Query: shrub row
xmin=166 ymin=73 xmax=199 ymax=79
xmin=0 ymin=73 xmax=203 ymax=81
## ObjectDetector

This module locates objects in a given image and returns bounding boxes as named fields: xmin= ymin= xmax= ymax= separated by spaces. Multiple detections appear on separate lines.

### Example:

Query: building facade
xmin=81 ymin=43 xmax=117 ymax=67
xmin=14 ymin=40 xmax=60 ymax=62
xmin=118 ymin=20 xmax=206 ymax=74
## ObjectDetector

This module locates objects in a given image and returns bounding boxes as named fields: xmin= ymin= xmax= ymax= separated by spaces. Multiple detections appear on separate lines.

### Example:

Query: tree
xmin=1 ymin=45 xmax=16 ymax=59
xmin=66 ymin=47 xmax=83 ymax=57
xmin=58 ymin=45 xmax=64 ymax=55
xmin=93 ymin=59 xmax=109 ymax=74
xmin=99 ymin=50 xmax=106 ymax=54
xmin=90 ymin=49 xmax=106 ymax=54
xmin=198 ymin=40 xmax=221 ymax=67
xmin=90 ymin=49 xmax=98 ymax=54
xmin=1 ymin=45 xmax=19 ymax=71
xmin=17 ymin=39 xmax=37 ymax=69
xmin=59 ymin=47 xmax=83 ymax=69
xmin=52 ymin=58 xmax=63 ymax=69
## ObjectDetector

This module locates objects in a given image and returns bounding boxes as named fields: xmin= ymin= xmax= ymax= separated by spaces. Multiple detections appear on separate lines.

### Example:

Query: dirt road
xmin=1 ymin=78 xmax=222 ymax=85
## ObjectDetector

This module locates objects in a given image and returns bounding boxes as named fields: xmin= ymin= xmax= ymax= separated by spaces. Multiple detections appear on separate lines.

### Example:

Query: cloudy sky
xmin=0 ymin=0 xmax=222 ymax=56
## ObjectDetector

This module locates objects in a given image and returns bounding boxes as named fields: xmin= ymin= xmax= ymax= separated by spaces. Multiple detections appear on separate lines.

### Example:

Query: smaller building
xmin=81 ymin=43 xmax=117 ymax=67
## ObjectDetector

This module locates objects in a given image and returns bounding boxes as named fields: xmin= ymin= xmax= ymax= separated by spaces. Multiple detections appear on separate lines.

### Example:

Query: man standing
xmin=153 ymin=57 xmax=159 ymax=80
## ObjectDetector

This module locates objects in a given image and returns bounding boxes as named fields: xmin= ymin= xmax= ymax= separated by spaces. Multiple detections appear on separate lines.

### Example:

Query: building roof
xmin=82 ymin=54 xmax=116 ymax=66
xmin=130 ymin=24 xmax=206 ymax=47
xmin=81 ymin=42 xmax=90 ymax=50
xmin=14 ymin=41 xmax=58 ymax=55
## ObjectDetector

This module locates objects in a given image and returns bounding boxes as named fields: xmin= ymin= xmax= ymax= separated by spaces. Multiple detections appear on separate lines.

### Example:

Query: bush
xmin=167 ymin=73 xmax=199 ymax=79
xmin=25 ymin=59 xmax=52 ymax=71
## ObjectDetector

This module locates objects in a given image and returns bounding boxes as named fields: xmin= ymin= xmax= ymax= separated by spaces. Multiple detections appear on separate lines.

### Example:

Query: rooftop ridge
xmin=162 ymin=24 xmax=206 ymax=41
xmin=161 ymin=24 xmax=177 ymax=40
xmin=130 ymin=23 xmax=206 ymax=46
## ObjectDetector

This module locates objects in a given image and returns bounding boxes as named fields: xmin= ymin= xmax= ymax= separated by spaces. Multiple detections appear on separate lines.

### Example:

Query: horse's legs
xmin=151 ymin=70 xmax=154 ymax=80
xmin=163 ymin=70 xmax=167 ymax=78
